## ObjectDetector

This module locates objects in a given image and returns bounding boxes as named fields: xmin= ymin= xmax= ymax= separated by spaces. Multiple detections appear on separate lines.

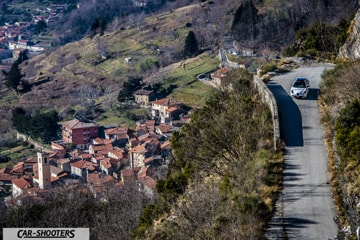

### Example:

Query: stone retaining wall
xmin=16 ymin=131 xmax=52 ymax=152
xmin=253 ymin=76 xmax=280 ymax=150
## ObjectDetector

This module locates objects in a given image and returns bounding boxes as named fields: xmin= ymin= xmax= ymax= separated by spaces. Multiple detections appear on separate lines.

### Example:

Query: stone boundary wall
xmin=253 ymin=76 xmax=280 ymax=150
xmin=16 ymin=131 xmax=52 ymax=152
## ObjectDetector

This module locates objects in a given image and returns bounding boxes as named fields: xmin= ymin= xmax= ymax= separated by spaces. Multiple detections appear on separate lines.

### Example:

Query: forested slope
xmin=136 ymin=68 xmax=282 ymax=239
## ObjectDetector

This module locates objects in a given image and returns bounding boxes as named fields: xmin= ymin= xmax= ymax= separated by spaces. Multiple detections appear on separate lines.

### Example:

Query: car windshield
xmin=293 ymin=80 xmax=306 ymax=88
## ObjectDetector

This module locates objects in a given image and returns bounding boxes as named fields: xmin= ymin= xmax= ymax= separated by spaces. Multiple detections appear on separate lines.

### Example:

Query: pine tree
xmin=2 ymin=61 xmax=22 ymax=94
xmin=184 ymin=30 xmax=198 ymax=58
xmin=16 ymin=50 xmax=28 ymax=64
xmin=231 ymin=0 xmax=258 ymax=42
xmin=117 ymin=77 xmax=142 ymax=102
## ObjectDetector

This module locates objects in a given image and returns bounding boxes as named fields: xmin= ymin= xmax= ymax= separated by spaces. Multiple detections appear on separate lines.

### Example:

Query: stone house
xmin=151 ymin=98 xmax=185 ymax=123
xmin=70 ymin=160 xmax=97 ymax=182
xmin=211 ymin=67 xmax=232 ymax=87
xmin=133 ymin=90 xmax=154 ymax=106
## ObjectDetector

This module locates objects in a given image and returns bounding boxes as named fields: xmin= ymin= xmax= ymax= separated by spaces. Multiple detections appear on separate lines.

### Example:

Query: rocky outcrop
xmin=338 ymin=9 xmax=360 ymax=60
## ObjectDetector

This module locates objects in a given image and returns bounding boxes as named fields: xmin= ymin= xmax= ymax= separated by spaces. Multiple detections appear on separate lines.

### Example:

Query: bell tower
xmin=37 ymin=152 xmax=51 ymax=189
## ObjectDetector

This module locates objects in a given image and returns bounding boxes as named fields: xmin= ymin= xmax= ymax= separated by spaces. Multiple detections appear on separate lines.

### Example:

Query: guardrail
xmin=253 ymin=76 xmax=281 ymax=150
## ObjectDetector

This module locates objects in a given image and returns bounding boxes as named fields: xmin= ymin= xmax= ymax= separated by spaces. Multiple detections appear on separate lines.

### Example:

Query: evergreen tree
xmin=184 ymin=30 xmax=198 ymax=58
xmin=117 ymin=77 xmax=143 ymax=102
xmin=16 ymin=50 xmax=28 ymax=65
xmin=34 ymin=20 xmax=47 ymax=35
xmin=231 ymin=0 xmax=259 ymax=42
xmin=11 ymin=107 xmax=30 ymax=134
xmin=12 ymin=107 xmax=61 ymax=143
xmin=2 ymin=61 xmax=22 ymax=94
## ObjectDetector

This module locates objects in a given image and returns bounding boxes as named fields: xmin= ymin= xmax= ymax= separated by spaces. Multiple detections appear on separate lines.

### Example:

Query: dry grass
xmin=0 ymin=3 xmax=216 ymax=127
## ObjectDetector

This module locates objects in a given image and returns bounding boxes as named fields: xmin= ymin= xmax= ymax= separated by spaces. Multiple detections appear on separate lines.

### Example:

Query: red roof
xmin=213 ymin=67 xmax=232 ymax=79
xmin=12 ymin=177 xmax=34 ymax=190
xmin=108 ymin=148 xmax=126 ymax=159
xmin=105 ymin=127 xmax=128 ymax=135
xmin=156 ymin=124 xmax=172 ymax=133
xmin=151 ymin=98 xmax=182 ymax=106
xmin=71 ymin=160 xmax=87 ymax=169
xmin=138 ymin=165 xmax=156 ymax=179
xmin=61 ymin=118 xmax=98 ymax=129
xmin=161 ymin=140 xmax=172 ymax=149
xmin=121 ymin=169 xmax=134 ymax=178
xmin=0 ymin=173 xmax=17 ymax=181
xmin=100 ymin=159 xmax=112 ymax=169
xmin=10 ymin=162 xmax=24 ymax=174
xmin=138 ymin=176 xmax=157 ymax=190
xmin=0 ymin=167 xmax=11 ymax=174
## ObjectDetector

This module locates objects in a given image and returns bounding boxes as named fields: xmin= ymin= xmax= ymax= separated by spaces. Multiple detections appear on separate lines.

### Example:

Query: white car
xmin=290 ymin=77 xmax=310 ymax=98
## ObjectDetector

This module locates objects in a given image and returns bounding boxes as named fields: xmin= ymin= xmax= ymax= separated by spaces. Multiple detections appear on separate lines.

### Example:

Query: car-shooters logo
xmin=3 ymin=228 xmax=89 ymax=240
xmin=18 ymin=229 xmax=75 ymax=238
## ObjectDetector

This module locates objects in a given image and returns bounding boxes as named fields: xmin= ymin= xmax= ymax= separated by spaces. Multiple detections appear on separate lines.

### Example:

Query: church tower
xmin=37 ymin=152 xmax=51 ymax=189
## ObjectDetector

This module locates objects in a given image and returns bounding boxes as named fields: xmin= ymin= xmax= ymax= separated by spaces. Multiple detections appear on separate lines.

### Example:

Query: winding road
xmin=266 ymin=62 xmax=338 ymax=239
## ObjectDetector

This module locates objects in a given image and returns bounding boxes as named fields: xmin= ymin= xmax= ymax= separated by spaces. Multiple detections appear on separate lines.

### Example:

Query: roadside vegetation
xmin=0 ymin=182 xmax=149 ymax=240
xmin=283 ymin=19 xmax=352 ymax=61
xmin=319 ymin=61 xmax=360 ymax=238
xmin=134 ymin=68 xmax=282 ymax=239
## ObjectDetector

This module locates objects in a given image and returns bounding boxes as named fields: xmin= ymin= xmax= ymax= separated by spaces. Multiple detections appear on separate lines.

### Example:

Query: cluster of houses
xmin=0 ymin=97 xmax=190 ymax=202
xmin=0 ymin=3 xmax=68 ymax=63
xmin=0 ymin=0 xmax=159 ymax=64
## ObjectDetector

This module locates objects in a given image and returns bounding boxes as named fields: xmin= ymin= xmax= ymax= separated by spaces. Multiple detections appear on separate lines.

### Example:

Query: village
xmin=0 ymin=0 xmax=236 ymax=205
xmin=0 ymin=3 xmax=68 ymax=65
xmin=0 ymin=92 xmax=191 ymax=203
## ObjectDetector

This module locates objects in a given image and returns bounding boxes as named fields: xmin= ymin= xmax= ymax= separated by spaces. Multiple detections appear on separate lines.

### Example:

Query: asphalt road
xmin=266 ymin=63 xmax=339 ymax=239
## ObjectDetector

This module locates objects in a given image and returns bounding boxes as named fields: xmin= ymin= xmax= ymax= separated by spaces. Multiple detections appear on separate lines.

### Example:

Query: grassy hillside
xmin=0 ymin=4 xmax=220 ymax=127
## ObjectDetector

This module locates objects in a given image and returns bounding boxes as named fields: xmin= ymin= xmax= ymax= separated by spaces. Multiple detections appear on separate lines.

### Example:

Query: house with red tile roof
xmin=155 ymin=124 xmax=173 ymax=139
xmin=138 ymin=176 xmax=157 ymax=197
xmin=129 ymin=136 xmax=161 ymax=168
xmin=71 ymin=160 xmax=98 ymax=182
xmin=211 ymin=67 xmax=232 ymax=87
xmin=12 ymin=177 xmax=35 ymax=198
xmin=87 ymin=173 xmax=115 ymax=196
xmin=89 ymin=143 xmax=113 ymax=155
xmin=137 ymin=165 xmax=156 ymax=179
xmin=150 ymin=98 xmax=185 ymax=123
xmin=51 ymin=140 xmax=67 ymax=157
xmin=79 ymin=153 xmax=93 ymax=161
xmin=128 ymin=137 xmax=139 ymax=148
xmin=100 ymin=158 xmax=114 ymax=175
xmin=10 ymin=162 xmax=25 ymax=177
xmin=0 ymin=167 xmax=11 ymax=174
xmin=143 ymin=155 xmax=162 ymax=166
xmin=107 ymin=147 xmax=128 ymax=168
xmin=91 ymin=153 xmax=106 ymax=165
xmin=87 ymin=172 xmax=114 ymax=186
xmin=104 ymin=127 xmax=131 ymax=146
xmin=92 ymin=137 xmax=114 ymax=145
xmin=57 ymin=158 xmax=71 ymax=173
xmin=23 ymin=157 xmax=38 ymax=175
xmin=60 ymin=118 xmax=99 ymax=149
xmin=0 ymin=170 xmax=17 ymax=188
xmin=160 ymin=140 xmax=173 ymax=163
xmin=137 ymin=132 xmax=150 ymax=142
xmin=120 ymin=169 xmax=135 ymax=183
xmin=145 ymin=120 xmax=156 ymax=131
xmin=129 ymin=143 xmax=146 ymax=168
